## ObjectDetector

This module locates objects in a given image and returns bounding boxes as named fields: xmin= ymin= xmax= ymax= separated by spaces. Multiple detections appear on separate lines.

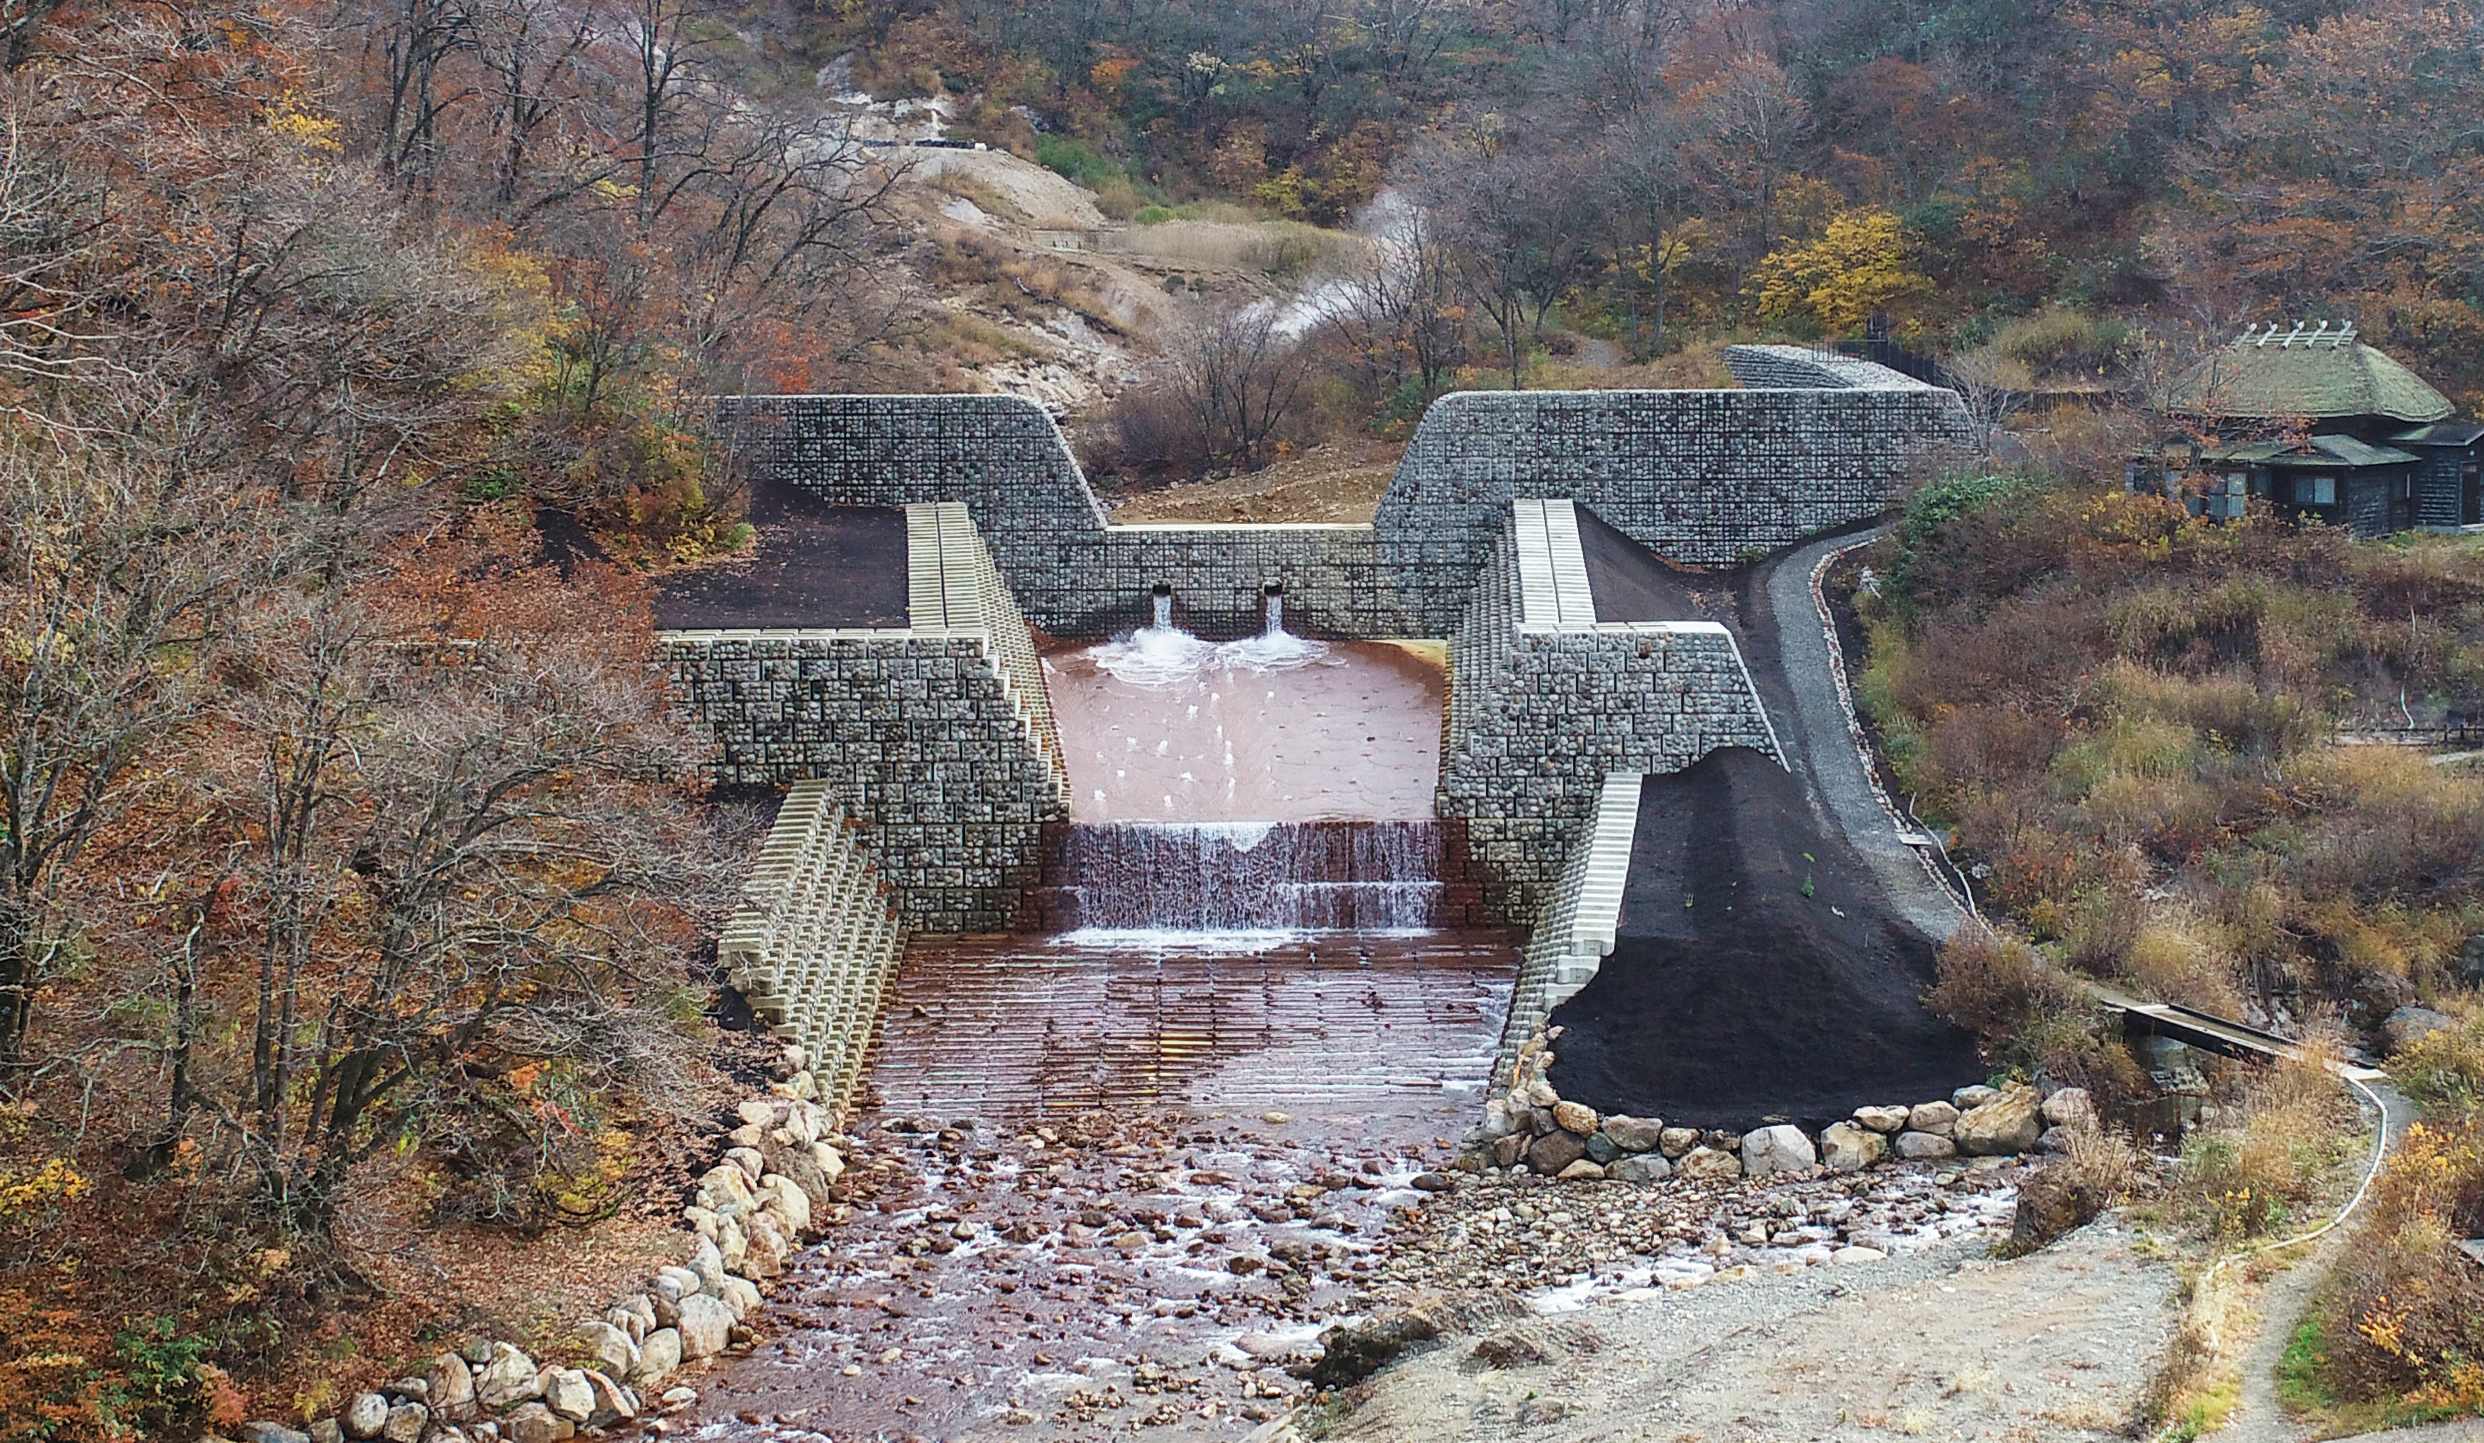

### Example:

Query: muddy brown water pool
xmin=1041 ymin=639 xmax=1444 ymax=824
xmin=688 ymin=931 xmax=1520 ymax=1442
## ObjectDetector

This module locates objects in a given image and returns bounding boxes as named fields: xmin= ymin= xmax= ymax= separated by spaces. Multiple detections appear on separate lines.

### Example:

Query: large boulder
xmin=2040 ymin=1087 xmax=2097 ymax=1130
xmin=1657 ymin=1127 xmax=1701 ymax=1158
xmin=474 ymin=1344 xmax=542 ymax=1409
xmin=2383 ymin=1006 xmax=2453 ymax=1056
xmin=1601 ymin=1115 xmax=1666 ymax=1152
xmin=1895 ymin=1130 xmax=1957 ymax=1160
xmin=1740 ymin=1125 xmax=1817 ymax=1177
xmin=577 ymin=1321 xmax=638 ymax=1381
xmin=676 ymin=1294 xmax=735 ymax=1360
xmin=756 ymin=1136 xmax=844 ymax=1216
xmin=1907 ymin=1100 xmax=1960 ymax=1137
xmin=501 ymin=1403 xmax=566 ymax=1443
xmin=1608 ymin=1152 xmax=1672 ymax=1183
xmin=580 ymin=1371 xmax=636 ymax=1428
xmin=1527 ymin=1130 xmax=1589 ymax=1175
xmin=1551 ymin=1101 xmax=1599 ymax=1136
xmin=342 ymin=1394 xmax=389 ymax=1440
xmin=1853 ymin=1105 xmax=1910 ymax=1134
xmin=426 ymin=1354 xmax=476 ymax=1422
xmin=1677 ymin=1146 xmax=1743 ymax=1182
xmin=380 ymin=1404 xmax=427 ymax=1443
xmin=543 ymin=1370 xmax=596 ymax=1424
xmin=1956 ymin=1084 xmax=2043 ymax=1155
xmin=1820 ymin=1122 xmax=1886 ymax=1172
xmin=632 ymin=1328 xmax=683 ymax=1382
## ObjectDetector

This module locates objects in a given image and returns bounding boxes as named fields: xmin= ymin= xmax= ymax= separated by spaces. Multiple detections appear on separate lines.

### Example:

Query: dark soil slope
xmin=1575 ymin=503 xmax=1731 ymax=624
xmin=654 ymin=480 xmax=909 ymax=630
xmin=1546 ymin=746 xmax=1981 ymax=1129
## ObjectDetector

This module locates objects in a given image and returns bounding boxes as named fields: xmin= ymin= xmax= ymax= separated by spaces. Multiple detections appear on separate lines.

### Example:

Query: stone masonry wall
xmin=1372 ymin=376 xmax=1970 ymax=586
xmin=663 ymin=506 xmax=1069 ymax=932
xmin=1439 ymin=513 xmax=1783 ymax=917
xmin=723 ymin=377 xmax=1968 ymax=642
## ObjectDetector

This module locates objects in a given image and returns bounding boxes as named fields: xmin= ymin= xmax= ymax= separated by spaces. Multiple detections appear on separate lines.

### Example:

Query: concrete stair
xmin=718 ymin=779 xmax=908 ymax=1115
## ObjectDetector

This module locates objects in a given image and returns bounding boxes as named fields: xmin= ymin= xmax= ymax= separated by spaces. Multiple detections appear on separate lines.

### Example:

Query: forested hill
xmin=834 ymin=0 xmax=2484 ymax=397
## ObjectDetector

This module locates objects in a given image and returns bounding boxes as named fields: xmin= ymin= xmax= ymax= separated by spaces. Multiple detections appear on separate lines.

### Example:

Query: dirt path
xmin=1327 ymin=1213 xmax=2176 ymax=1442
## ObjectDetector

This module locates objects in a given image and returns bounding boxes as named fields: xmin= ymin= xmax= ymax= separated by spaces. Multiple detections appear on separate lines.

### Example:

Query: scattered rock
xmin=1953 ymin=1084 xmax=2000 ymax=1111
xmin=243 ymin=1424 xmax=312 ymax=1443
xmin=1410 ymin=1172 xmax=1453 ymax=1192
xmin=1819 ymin=1121 xmax=1885 ymax=1172
xmin=1895 ymin=1130 xmax=1957 ymax=1160
xmin=1832 ymin=1245 xmax=1889 ymax=1264
xmin=1907 ymin=1100 xmax=1960 ymax=1136
xmin=343 ymin=1394 xmax=389 ymax=1440
xmin=1556 ymin=1159 xmax=1606 ymax=1181
xmin=309 ymin=1421 xmax=343 ymax=1443
xmin=1853 ymin=1105 xmax=1909 ymax=1134
xmin=1740 ymin=1124 xmax=1817 ymax=1177
xmin=1956 ymin=1084 xmax=2042 ymax=1156
xmin=1658 ymin=1126 xmax=1700 ymax=1158
xmin=1677 ymin=1146 xmax=1743 ymax=1181
xmin=1551 ymin=1100 xmax=1599 ymax=1136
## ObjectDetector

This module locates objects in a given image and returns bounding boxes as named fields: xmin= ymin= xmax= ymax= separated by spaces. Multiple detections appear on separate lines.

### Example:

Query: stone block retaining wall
xmin=1495 ymin=771 xmax=1642 ymax=1078
xmin=721 ymin=374 xmax=1966 ymax=641
xmin=663 ymin=505 xmax=1068 ymax=932
xmin=716 ymin=780 xmax=907 ymax=1111
xmin=1439 ymin=503 xmax=1783 ymax=916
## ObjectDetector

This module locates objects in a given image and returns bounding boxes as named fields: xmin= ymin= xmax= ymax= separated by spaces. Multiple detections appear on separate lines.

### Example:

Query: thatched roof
xmin=2167 ymin=322 xmax=2453 ymax=423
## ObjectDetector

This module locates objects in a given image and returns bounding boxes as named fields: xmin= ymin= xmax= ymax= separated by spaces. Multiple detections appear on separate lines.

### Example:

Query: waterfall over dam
xmin=1020 ymin=820 xmax=1491 ymax=933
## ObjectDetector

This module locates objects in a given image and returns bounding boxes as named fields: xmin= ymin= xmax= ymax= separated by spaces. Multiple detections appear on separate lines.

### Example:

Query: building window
xmin=2294 ymin=474 xmax=2336 ymax=506
xmin=2213 ymin=472 xmax=2246 ymax=520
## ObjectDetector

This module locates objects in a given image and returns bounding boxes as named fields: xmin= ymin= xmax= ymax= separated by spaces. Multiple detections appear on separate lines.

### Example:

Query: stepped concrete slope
xmin=716 ymin=780 xmax=907 ymax=1115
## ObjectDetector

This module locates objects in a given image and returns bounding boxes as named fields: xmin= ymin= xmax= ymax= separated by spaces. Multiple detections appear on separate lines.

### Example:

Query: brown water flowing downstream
xmin=691 ymin=812 xmax=1519 ymax=1442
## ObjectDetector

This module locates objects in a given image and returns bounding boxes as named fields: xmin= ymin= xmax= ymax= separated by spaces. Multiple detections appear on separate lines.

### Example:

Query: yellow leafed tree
xmin=1747 ymin=208 xmax=1930 ymax=333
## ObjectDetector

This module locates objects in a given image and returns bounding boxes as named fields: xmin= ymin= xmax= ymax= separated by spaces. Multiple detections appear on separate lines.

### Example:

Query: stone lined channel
xmin=689 ymin=929 xmax=1519 ymax=1441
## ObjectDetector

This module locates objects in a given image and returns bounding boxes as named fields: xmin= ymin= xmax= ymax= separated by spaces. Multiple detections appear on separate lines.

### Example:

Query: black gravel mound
xmin=1545 ymin=746 xmax=1982 ymax=1129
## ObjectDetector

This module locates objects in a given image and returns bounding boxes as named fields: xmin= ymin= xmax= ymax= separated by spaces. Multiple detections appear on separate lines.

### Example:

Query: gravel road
xmin=1329 ymin=1213 xmax=2176 ymax=1442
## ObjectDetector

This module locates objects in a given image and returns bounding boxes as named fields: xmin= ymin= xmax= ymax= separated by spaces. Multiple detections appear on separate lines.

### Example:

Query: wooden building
xmin=2132 ymin=321 xmax=2484 ymax=536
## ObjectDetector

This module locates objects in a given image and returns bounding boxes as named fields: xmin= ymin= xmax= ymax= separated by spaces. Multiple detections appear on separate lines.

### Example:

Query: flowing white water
xmin=1086 ymin=590 xmax=1330 ymax=687
xmin=1045 ymin=822 xmax=1451 ymax=931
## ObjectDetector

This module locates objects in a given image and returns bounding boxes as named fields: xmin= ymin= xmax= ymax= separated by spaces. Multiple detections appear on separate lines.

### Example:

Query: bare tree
xmin=189 ymin=538 xmax=727 ymax=1232
xmin=0 ymin=446 xmax=265 ymax=1082
xmin=1943 ymin=345 xmax=2031 ymax=460
xmin=1166 ymin=305 xmax=1312 ymax=470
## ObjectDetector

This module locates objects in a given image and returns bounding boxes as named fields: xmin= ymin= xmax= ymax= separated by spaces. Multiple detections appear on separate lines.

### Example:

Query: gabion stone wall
xmin=720 ymin=372 xmax=1968 ymax=642
xmin=1438 ymin=515 xmax=1783 ymax=917
xmin=663 ymin=505 xmax=1070 ymax=933
xmin=1372 ymin=379 xmax=1970 ymax=586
